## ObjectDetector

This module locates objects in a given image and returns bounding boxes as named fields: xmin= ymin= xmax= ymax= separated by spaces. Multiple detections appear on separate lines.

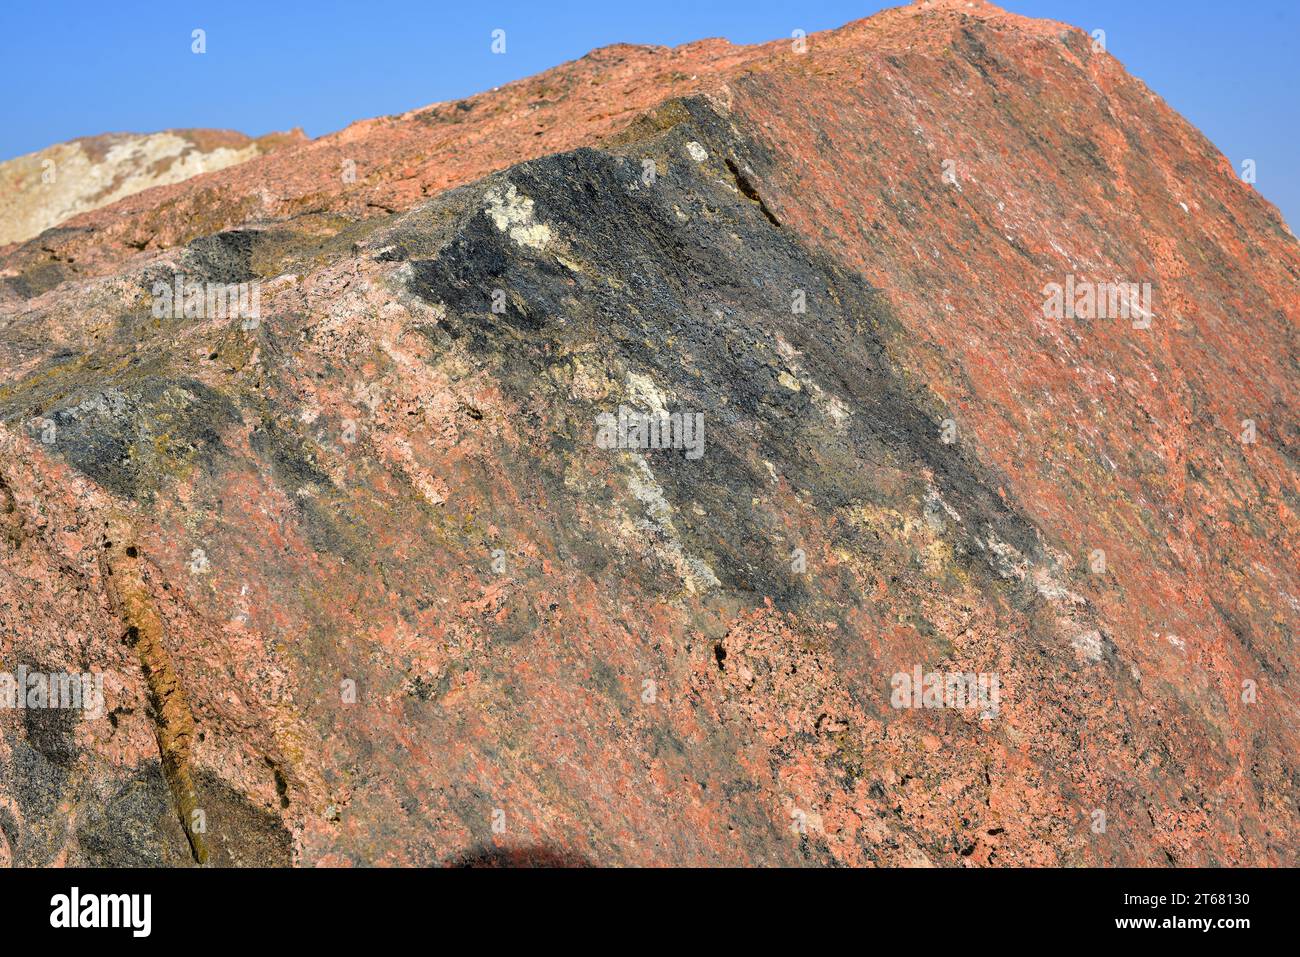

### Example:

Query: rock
xmin=0 ymin=1 xmax=1295 ymax=867
xmin=0 ymin=128 xmax=305 ymax=246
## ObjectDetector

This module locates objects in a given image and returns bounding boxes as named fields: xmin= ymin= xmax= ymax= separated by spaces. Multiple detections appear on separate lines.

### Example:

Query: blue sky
xmin=1 ymin=1 xmax=1294 ymax=223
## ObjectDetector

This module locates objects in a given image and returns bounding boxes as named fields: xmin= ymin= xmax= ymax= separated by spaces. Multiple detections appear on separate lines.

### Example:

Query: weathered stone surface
xmin=0 ymin=0 xmax=1295 ymax=867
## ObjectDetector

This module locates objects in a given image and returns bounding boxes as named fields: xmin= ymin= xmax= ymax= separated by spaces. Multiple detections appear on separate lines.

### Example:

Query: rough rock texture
xmin=0 ymin=128 xmax=306 ymax=246
xmin=0 ymin=0 xmax=1296 ymax=867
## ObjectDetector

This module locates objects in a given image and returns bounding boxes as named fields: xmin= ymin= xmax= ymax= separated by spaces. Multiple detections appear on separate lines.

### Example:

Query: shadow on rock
xmin=448 ymin=844 xmax=593 ymax=868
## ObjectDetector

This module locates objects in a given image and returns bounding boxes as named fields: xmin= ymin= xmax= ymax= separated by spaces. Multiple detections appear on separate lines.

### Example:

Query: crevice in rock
xmin=724 ymin=157 xmax=782 ymax=228
xmin=98 ymin=520 xmax=209 ymax=865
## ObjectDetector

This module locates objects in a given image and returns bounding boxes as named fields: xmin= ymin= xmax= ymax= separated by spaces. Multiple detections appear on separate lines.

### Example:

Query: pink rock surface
xmin=0 ymin=0 xmax=1295 ymax=866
